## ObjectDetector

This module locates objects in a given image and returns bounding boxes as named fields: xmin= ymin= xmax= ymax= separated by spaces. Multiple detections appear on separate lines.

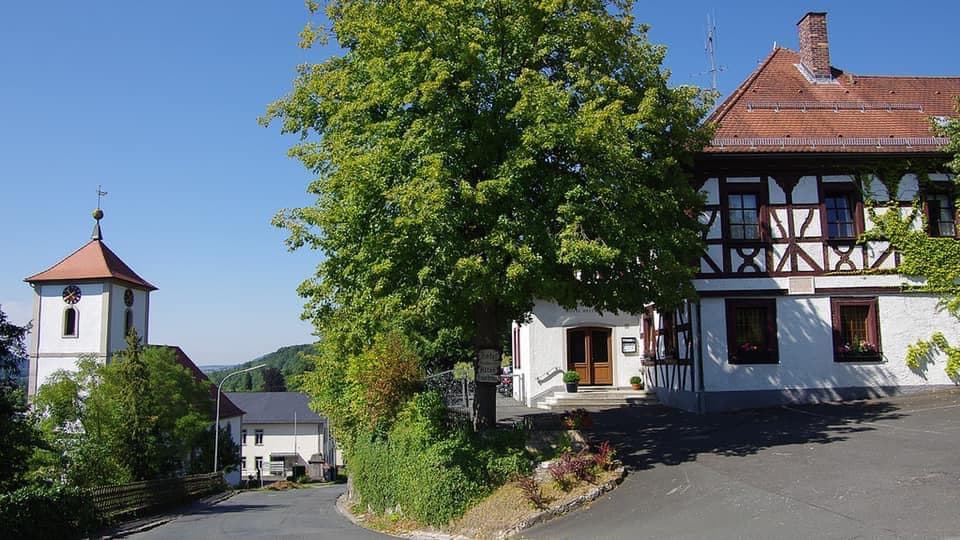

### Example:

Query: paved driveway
xmin=525 ymin=389 xmax=960 ymax=540
xmin=130 ymin=484 xmax=389 ymax=540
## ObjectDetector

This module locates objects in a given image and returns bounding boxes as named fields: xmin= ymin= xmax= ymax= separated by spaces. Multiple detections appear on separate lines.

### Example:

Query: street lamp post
xmin=213 ymin=364 xmax=267 ymax=473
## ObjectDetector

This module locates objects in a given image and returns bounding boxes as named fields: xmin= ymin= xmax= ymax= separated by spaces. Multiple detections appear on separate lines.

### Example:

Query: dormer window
xmin=63 ymin=307 xmax=78 ymax=337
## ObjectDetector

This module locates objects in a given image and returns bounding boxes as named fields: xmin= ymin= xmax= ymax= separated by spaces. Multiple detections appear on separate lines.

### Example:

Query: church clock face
xmin=124 ymin=289 xmax=134 ymax=307
xmin=62 ymin=285 xmax=81 ymax=305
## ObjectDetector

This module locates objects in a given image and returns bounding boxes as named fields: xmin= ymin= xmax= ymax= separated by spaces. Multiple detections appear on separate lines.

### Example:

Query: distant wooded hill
xmin=207 ymin=344 xmax=315 ymax=392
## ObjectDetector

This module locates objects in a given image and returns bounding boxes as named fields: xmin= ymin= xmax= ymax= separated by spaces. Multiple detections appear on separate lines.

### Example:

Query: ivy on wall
xmin=850 ymin=129 xmax=960 ymax=379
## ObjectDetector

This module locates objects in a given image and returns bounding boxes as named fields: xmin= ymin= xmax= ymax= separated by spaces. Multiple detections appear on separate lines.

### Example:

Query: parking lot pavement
xmin=525 ymin=389 xmax=960 ymax=540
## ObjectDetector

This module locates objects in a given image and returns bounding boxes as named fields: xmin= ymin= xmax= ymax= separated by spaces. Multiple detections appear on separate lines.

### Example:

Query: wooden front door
xmin=566 ymin=328 xmax=613 ymax=385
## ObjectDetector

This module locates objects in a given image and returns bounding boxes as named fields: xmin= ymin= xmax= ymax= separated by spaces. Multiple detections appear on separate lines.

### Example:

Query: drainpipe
xmin=695 ymin=300 xmax=706 ymax=414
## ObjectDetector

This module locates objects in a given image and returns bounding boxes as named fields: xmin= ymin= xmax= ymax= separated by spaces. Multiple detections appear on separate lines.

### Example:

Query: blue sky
xmin=2 ymin=1 xmax=958 ymax=366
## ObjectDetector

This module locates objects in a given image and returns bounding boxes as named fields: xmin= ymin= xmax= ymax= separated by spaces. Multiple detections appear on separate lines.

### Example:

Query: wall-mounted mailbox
xmin=621 ymin=337 xmax=638 ymax=354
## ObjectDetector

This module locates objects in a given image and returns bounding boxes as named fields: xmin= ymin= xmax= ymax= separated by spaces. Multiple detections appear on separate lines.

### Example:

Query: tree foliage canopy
xmin=30 ymin=332 xmax=233 ymax=487
xmin=266 ymin=0 xmax=714 ymax=364
xmin=0 ymin=306 xmax=43 ymax=493
xmin=207 ymin=344 xmax=314 ymax=392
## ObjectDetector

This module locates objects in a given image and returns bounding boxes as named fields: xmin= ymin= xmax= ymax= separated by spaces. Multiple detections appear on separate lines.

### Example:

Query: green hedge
xmin=349 ymin=391 xmax=531 ymax=525
xmin=0 ymin=483 xmax=98 ymax=539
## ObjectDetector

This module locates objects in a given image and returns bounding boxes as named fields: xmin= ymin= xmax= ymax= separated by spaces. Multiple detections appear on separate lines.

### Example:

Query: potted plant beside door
xmin=630 ymin=375 xmax=644 ymax=391
xmin=563 ymin=370 xmax=581 ymax=393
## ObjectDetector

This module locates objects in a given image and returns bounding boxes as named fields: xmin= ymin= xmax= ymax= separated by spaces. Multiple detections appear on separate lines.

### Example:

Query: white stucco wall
xmin=219 ymin=415 xmax=243 ymax=486
xmin=239 ymin=422 xmax=325 ymax=479
xmin=517 ymin=300 xmax=643 ymax=406
xmin=107 ymin=285 xmax=149 ymax=353
xmin=699 ymin=293 xmax=960 ymax=393
xmin=36 ymin=283 xmax=105 ymax=355
xmin=34 ymin=356 xmax=83 ymax=391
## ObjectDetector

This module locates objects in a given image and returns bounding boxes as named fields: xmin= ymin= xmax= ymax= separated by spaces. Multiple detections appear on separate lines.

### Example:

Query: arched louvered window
xmin=63 ymin=307 xmax=78 ymax=337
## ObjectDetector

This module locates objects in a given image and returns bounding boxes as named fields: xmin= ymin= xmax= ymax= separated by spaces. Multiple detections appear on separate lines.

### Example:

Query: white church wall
xmin=36 ymin=283 xmax=105 ymax=355
xmin=107 ymin=284 xmax=150 ymax=354
xmin=34 ymin=356 xmax=82 ymax=392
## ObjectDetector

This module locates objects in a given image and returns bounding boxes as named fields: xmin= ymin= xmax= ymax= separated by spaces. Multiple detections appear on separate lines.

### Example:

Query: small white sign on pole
xmin=476 ymin=349 xmax=500 ymax=383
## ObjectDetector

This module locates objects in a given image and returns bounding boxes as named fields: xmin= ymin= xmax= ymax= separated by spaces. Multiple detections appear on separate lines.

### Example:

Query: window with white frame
xmin=63 ymin=307 xmax=78 ymax=337
xmin=727 ymin=192 xmax=760 ymax=240
xmin=254 ymin=429 xmax=264 ymax=445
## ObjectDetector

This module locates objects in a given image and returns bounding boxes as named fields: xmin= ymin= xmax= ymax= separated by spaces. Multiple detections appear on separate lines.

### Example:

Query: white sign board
xmin=476 ymin=349 xmax=500 ymax=383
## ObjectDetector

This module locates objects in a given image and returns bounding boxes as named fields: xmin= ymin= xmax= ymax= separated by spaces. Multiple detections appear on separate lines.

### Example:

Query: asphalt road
xmin=524 ymin=389 xmax=960 ymax=540
xmin=130 ymin=484 xmax=390 ymax=540
xmin=130 ymin=390 xmax=960 ymax=540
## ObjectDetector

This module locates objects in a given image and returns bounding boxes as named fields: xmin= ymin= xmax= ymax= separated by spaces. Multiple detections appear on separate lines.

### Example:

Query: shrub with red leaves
xmin=592 ymin=440 xmax=616 ymax=470
xmin=516 ymin=475 xmax=548 ymax=509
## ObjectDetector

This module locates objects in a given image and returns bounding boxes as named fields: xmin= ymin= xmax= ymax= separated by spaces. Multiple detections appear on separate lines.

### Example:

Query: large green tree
xmin=0 ymin=306 xmax=44 ymax=492
xmin=31 ymin=332 xmax=223 ymax=487
xmin=266 ymin=0 xmax=712 ymax=427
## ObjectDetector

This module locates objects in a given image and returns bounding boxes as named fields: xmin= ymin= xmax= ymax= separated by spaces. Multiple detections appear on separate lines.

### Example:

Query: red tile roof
xmin=24 ymin=239 xmax=157 ymax=290
xmin=706 ymin=48 xmax=960 ymax=153
xmin=163 ymin=345 xmax=245 ymax=419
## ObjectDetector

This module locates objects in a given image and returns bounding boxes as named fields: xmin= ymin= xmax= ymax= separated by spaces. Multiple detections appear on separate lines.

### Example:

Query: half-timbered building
xmin=512 ymin=12 xmax=960 ymax=412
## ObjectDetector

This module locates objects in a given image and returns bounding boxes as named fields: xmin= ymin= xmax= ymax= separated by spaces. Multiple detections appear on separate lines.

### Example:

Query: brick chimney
xmin=797 ymin=12 xmax=832 ymax=80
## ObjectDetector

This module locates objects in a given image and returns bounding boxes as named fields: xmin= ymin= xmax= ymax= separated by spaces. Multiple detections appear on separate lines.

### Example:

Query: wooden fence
xmin=88 ymin=472 xmax=225 ymax=521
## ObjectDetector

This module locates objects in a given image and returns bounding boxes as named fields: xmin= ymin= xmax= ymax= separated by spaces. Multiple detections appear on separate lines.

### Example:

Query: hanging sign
xmin=476 ymin=349 xmax=501 ymax=383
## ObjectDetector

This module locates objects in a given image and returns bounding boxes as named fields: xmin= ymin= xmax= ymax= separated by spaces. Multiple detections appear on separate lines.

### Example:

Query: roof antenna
xmin=704 ymin=13 xmax=726 ymax=92
xmin=92 ymin=185 xmax=107 ymax=240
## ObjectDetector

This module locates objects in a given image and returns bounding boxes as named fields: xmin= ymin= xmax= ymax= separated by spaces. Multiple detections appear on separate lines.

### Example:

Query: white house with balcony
xmin=226 ymin=392 xmax=340 ymax=482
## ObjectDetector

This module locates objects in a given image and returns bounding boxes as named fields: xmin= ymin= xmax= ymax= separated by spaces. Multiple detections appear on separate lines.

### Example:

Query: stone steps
xmin=535 ymin=387 xmax=657 ymax=410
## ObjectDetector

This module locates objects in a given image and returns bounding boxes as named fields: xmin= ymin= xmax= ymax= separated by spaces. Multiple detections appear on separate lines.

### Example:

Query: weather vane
xmin=96 ymin=185 xmax=108 ymax=209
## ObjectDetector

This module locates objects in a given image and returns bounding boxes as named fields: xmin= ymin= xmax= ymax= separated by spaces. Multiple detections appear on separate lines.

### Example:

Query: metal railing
xmin=425 ymin=369 xmax=474 ymax=417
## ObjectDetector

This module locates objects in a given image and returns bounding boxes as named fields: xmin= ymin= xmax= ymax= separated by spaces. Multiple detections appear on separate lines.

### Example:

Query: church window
xmin=63 ymin=307 xmax=78 ymax=337
xmin=124 ymin=308 xmax=134 ymax=336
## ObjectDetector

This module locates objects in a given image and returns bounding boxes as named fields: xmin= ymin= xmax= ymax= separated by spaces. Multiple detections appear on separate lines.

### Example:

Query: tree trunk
xmin=472 ymin=303 xmax=500 ymax=430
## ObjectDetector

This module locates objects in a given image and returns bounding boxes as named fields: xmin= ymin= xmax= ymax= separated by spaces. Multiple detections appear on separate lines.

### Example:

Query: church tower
xmin=24 ymin=208 xmax=156 ymax=396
